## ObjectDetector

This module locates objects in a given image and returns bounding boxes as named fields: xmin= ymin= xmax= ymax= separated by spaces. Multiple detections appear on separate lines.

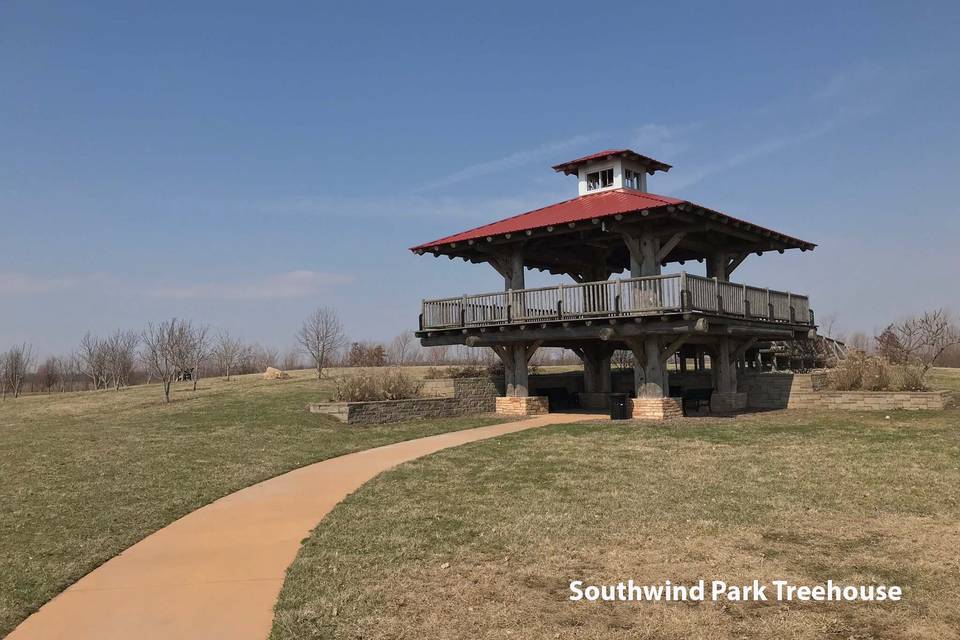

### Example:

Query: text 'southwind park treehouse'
xmin=411 ymin=149 xmax=817 ymax=419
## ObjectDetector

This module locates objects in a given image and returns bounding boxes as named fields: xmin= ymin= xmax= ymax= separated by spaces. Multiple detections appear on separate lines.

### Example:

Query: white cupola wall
xmin=575 ymin=157 xmax=651 ymax=196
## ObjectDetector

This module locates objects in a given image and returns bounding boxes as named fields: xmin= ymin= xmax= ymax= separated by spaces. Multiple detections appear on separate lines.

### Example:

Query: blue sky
xmin=2 ymin=1 xmax=959 ymax=356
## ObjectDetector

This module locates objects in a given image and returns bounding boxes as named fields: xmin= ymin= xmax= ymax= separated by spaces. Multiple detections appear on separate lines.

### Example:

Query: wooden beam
xmin=726 ymin=252 xmax=749 ymax=276
xmin=622 ymin=336 xmax=646 ymax=361
xmin=657 ymin=231 xmax=687 ymax=261
xmin=524 ymin=340 xmax=543 ymax=362
xmin=660 ymin=335 xmax=688 ymax=363
xmin=730 ymin=337 xmax=759 ymax=363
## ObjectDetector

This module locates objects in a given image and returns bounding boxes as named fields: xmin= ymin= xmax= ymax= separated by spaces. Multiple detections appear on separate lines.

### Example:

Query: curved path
xmin=8 ymin=412 xmax=601 ymax=640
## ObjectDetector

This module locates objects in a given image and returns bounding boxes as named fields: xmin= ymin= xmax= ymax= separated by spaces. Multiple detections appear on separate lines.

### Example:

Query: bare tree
xmin=389 ymin=331 xmax=419 ymax=365
xmin=0 ymin=352 xmax=7 ymax=400
xmin=104 ymin=330 xmax=139 ymax=391
xmin=141 ymin=318 xmax=190 ymax=403
xmin=425 ymin=345 xmax=450 ymax=365
xmin=213 ymin=331 xmax=245 ymax=381
xmin=79 ymin=332 xmax=109 ymax=389
xmin=185 ymin=325 xmax=210 ymax=392
xmin=296 ymin=307 xmax=345 ymax=380
xmin=848 ymin=331 xmax=871 ymax=353
xmin=281 ymin=348 xmax=303 ymax=371
xmin=611 ymin=349 xmax=633 ymax=370
xmin=61 ymin=353 xmax=81 ymax=392
xmin=889 ymin=309 xmax=960 ymax=375
xmin=37 ymin=356 xmax=61 ymax=393
xmin=2 ymin=344 xmax=34 ymax=399
xmin=247 ymin=343 xmax=279 ymax=373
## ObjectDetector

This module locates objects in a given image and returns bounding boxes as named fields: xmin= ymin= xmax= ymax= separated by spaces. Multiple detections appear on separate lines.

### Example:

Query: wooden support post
xmin=715 ymin=337 xmax=737 ymax=393
xmin=706 ymin=251 xmax=728 ymax=282
xmin=575 ymin=344 xmax=614 ymax=394
xmin=491 ymin=345 xmax=515 ymax=396
xmin=625 ymin=336 xmax=667 ymax=398
xmin=509 ymin=247 xmax=524 ymax=290
xmin=490 ymin=245 xmax=525 ymax=291
xmin=512 ymin=343 xmax=530 ymax=397
xmin=622 ymin=229 xmax=661 ymax=277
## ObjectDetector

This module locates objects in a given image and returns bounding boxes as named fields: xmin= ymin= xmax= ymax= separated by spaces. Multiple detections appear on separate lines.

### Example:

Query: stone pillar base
xmin=496 ymin=396 xmax=549 ymax=416
xmin=711 ymin=391 xmax=748 ymax=413
xmin=628 ymin=397 xmax=683 ymax=420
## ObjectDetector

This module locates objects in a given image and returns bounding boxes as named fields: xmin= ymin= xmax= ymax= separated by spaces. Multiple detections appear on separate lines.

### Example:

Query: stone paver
xmin=8 ymin=412 xmax=604 ymax=640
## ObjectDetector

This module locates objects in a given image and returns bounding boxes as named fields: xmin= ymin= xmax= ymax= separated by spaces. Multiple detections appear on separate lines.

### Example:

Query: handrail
xmin=420 ymin=272 xmax=811 ymax=330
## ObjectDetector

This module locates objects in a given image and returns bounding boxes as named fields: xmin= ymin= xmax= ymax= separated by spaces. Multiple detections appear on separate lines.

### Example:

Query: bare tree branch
xmin=296 ymin=307 xmax=345 ymax=380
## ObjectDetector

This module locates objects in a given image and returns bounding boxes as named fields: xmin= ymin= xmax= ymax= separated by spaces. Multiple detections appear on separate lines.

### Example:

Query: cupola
xmin=551 ymin=149 xmax=672 ymax=196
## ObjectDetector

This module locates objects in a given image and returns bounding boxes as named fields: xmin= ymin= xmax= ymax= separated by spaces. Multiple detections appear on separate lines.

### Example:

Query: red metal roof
xmin=410 ymin=188 xmax=815 ymax=252
xmin=551 ymin=149 xmax=672 ymax=176
xmin=411 ymin=190 xmax=680 ymax=250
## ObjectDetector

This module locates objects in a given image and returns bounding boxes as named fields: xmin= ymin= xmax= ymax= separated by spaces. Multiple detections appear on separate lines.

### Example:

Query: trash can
xmin=609 ymin=393 xmax=629 ymax=420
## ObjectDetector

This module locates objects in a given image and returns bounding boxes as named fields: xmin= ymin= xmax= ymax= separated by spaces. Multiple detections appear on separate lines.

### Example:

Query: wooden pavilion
xmin=411 ymin=149 xmax=817 ymax=418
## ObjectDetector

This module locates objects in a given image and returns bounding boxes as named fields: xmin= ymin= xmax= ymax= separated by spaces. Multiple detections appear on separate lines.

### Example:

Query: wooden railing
xmin=420 ymin=272 xmax=812 ymax=330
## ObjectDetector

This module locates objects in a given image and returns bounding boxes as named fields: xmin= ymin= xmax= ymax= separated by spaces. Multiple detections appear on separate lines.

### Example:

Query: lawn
xmin=0 ymin=369 xmax=506 ymax=636
xmin=929 ymin=366 xmax=960 ymax=400
xmin=270 ymin=407 xmax=960 ymax=640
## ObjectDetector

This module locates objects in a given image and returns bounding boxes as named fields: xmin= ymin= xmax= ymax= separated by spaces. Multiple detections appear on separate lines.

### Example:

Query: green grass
xmin=270 ymin=408 xmax=960 ymax=640
xmin=0 ymin=369 xmax=505 ymax=636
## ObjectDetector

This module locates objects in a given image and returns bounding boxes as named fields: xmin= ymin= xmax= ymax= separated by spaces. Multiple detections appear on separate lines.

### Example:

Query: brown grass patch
xmin=271 ymin=408 xmax=960 ymax=640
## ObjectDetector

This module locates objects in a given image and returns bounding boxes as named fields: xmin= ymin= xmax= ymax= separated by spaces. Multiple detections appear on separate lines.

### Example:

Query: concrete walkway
xmin=8 ymin=412 xmax=602 ymax=640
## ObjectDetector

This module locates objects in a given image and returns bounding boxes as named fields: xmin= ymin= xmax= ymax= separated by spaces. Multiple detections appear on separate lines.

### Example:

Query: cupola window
xmin=624 ymin=168 xmax=643 ymax=190
xmin=586 ymin=168 xmax=614 ymax=191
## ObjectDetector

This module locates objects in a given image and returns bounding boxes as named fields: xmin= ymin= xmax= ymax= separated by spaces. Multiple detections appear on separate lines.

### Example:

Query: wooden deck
xmin=420 ymin=272 xmax=812 ymax=331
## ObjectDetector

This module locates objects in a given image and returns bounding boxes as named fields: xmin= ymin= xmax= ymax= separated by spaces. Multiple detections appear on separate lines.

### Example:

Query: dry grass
xmin=271 ymin=408 xmax=960 ymax=640
xmin=928 ymin=367 xmax=960 ymax=403
xmin=0 ymin=368 xmax=506 ymax=636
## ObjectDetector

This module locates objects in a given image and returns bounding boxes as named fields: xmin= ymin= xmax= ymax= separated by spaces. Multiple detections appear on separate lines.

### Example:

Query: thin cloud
xmin=632 ymin=122 xmax=702 ymax=160
xmin=148 ymin=270 xmax=353 ymax=300
xmin=659 ymin=120 xmax=838 ymax=193
xmin=412 ymin=133 xmax=604 ymax=193
xmin=0 ymin=273 xmax=110 ymax=295
xmin=245 ymin=191 xmax=569 ymax=221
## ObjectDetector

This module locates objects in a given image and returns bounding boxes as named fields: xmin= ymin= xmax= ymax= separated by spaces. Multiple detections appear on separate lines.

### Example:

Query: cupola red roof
xmin=551 ymin=149 xmax=672 ymax=176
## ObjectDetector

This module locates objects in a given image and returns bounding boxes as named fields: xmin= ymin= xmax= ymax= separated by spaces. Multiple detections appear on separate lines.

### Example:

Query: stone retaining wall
xmin=308 ymin=377 xmax=501 ymax=425
xmin=812 ymin=390 xmax=948 ymax=411
xmin=738 ymin=372 xmax=946 ymax=411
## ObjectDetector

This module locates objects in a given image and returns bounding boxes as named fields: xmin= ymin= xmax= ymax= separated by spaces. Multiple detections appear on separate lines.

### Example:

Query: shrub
xmin=424 ymin=365 xmax=490 ymax=379
xmin=379 ymin=368 xmax=424 ymax=400
xmin=828 ymin=352 xmax=928 ymax=391
xmin=890 ymin=365 xmax=927 ymax=391
xmin=861 ymin=356 xmax=889 ymax=391
xmin=829 ymin=352 xmax=865 ymax=390
xmin=333 ymin=369 xmax=423 ymax=401
xmin=333 ymin=371 xmax=380 ymax=402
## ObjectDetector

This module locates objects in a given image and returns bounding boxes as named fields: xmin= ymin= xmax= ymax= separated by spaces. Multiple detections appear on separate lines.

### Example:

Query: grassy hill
xmin=0 ymin=368 xmax=504 ymax=636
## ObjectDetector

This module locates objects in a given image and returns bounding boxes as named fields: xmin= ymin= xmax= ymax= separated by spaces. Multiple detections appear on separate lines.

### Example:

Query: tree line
xmin=1 ymin=305 xmax=577 ymax=402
